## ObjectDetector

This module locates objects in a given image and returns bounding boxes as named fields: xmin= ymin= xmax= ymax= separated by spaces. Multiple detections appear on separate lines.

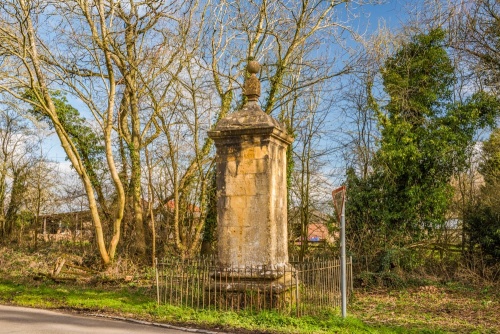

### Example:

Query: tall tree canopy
xmin=0 ymin=0 xmax=355 ymax=263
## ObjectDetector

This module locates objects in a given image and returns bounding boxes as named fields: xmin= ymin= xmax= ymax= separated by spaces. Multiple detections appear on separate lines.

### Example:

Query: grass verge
xmin=1 ymin=247 xmax=497 ymax=333
xmin=0 ymin=278 xmax=444 ymax=334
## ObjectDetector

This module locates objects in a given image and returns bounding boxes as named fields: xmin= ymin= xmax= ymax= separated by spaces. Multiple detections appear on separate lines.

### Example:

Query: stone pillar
xmin=208 ymin=61 xmax=293 ymax=279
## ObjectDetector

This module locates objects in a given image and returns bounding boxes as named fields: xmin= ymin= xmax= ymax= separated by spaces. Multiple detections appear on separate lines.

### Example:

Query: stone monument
xmin=208 ymin=60 xmax=294 ymax=298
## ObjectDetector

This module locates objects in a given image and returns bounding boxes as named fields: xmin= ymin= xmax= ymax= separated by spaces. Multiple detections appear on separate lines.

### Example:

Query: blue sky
xmin=41 ymin=1 xmax=417 ymax=167
xmin=366 ymin=1 xmax=406 ymax=26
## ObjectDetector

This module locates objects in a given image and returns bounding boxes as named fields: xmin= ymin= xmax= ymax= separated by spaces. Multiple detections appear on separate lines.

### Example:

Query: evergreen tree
xmin=346 ymin=28 xmax=499 ymax=270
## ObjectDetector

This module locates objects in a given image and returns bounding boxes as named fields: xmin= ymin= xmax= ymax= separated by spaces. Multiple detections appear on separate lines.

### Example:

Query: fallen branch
xmin=52 ymin=257 xmax=66 ymax=277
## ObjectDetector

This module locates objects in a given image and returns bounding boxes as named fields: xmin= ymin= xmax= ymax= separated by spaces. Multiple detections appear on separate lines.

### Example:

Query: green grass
xmin=0 ymin=278 xmax=442 ymax=334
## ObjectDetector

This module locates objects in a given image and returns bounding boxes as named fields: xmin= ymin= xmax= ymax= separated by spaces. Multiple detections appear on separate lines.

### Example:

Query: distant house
xmin=163 ymin=200 xmax=201 ymax=217
xmin=157 ymin=200 xmax=202 ymax=240
xmin=289 ymin=208 xmax=336 ymax=245
xmin=307 ymin=222 xmax=335 ymax=243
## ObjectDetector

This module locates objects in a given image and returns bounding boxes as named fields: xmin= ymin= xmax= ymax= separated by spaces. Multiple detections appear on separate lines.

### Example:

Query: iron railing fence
xmin=155 ymin=257 xmax=352 ymax=317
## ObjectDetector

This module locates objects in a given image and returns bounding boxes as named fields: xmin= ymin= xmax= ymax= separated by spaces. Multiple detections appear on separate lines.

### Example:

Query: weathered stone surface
xmin=208 ymin=127 xmax=292 ymax=269
xmin=208 ymin=118 xmax=292 ymax=269
xmin=207 ymin=61 xmax=294 ymax=297
xmin=214 ymin=101 xmax=282 ymax=131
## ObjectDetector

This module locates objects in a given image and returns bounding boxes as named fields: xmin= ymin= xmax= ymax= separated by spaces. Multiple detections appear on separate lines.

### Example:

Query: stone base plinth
xmin=207 ymin=265 xmax=297 ymax=311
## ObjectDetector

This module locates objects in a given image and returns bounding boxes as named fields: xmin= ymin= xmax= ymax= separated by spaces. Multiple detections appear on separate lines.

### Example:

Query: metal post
xmin=295 ymin=271 xmax=300 ymax=317
xmin=350 ymin=255 xmax=353 ymax=292
xmin=155 ymin=258 xmax=160 ymax=306
xmin=332 ymin=186 xmax=347 ymax=318
xmin=340 ymin=192 xmax=347 ymax=318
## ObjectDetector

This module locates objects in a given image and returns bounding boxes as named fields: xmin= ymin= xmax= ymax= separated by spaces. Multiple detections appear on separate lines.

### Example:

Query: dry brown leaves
xmin=351 ymin=284 xmax=500 ymax=333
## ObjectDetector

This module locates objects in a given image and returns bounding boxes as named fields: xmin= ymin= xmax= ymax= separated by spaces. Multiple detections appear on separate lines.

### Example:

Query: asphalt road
xmin=0 ymin=305 xmax=218 ymax=334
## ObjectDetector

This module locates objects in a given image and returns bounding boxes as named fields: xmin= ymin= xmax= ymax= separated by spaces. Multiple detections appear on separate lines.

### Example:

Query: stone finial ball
xmin=247 ymin=60 xmax=260 ymax=74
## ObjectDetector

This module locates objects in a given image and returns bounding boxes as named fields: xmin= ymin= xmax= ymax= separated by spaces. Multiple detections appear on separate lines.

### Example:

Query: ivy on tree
xmin=346 ymin=28 xmax=499 ymax=269
xmin=24 ymin=90 xmax=108 ymax=216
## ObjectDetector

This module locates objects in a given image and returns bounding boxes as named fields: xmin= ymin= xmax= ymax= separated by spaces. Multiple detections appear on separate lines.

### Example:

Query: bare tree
xmin=0 ymin=107 xmax=38 ymax=241
xmin=0 ymin=0 xmax=123 ymax=264
xmin=25 ymin=155 xmax=59 ymax=248
xmin=450 ymin=0 xmax=500 ymax=94
xmin=0 ymin=0 xmax=375 ymax=262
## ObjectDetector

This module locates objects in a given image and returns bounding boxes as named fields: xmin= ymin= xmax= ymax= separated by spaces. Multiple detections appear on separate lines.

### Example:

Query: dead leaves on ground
xmin=351 ymin=284 xmax=500 ymax=333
